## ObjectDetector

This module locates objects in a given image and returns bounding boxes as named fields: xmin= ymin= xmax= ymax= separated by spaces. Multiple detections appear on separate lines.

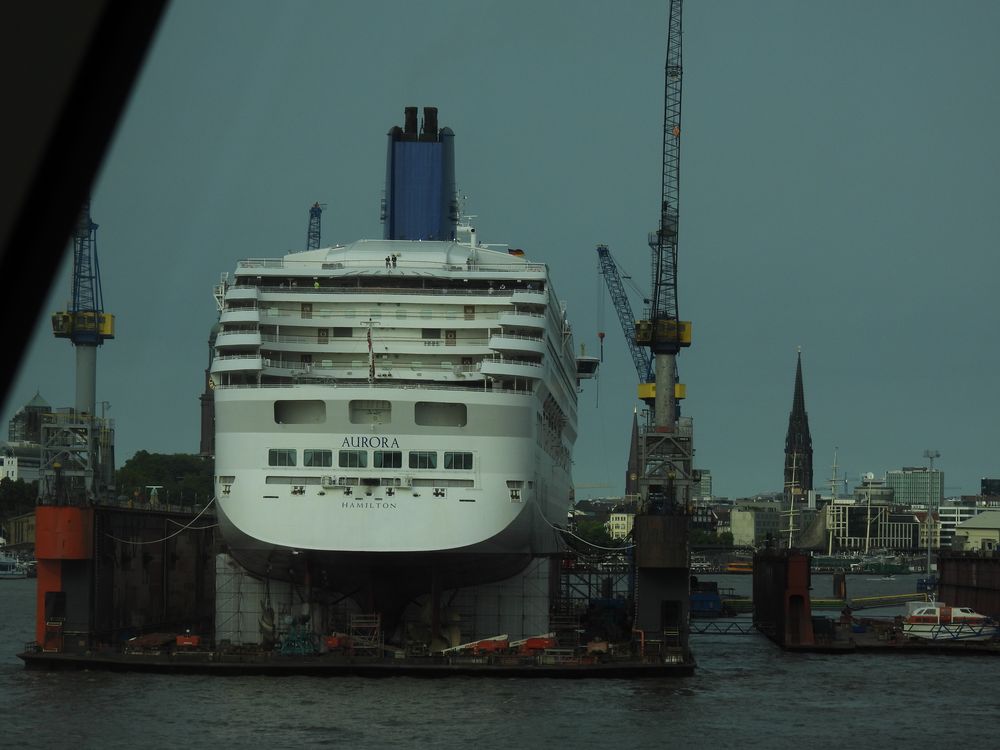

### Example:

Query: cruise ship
xmin=210 ymin=107 xmax=597 ymax=617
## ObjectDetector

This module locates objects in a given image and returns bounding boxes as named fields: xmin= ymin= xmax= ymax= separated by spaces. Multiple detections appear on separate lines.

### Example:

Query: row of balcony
xmin=220 ymin=306 xmax=547 ymax=328
xmin=211 ymin=354 xmax=545 ymax=381
xmin=215 ymin=331 xmax=546 ymax=356
xmin=223 ymin=282 xmax=548 ymax=306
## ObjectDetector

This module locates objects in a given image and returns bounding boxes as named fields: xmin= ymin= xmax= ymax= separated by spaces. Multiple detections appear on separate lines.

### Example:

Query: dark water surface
xmin=3 ymin=574 xmax=997 ymax=749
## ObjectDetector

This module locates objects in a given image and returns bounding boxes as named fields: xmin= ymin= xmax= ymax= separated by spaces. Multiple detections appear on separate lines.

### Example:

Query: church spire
xmin=626 ymin=408 xmax=640 ymax=497
xmin=784 ymin=348 xmax=813 ymax=497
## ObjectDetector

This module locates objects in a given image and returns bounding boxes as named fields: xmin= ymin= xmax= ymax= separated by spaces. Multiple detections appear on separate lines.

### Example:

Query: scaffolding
xmin=39 ymin=409 xmax=115 ymax=504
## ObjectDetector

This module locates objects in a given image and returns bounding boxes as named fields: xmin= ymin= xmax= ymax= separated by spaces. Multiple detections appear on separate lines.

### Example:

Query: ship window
xmin=338 ymin=450 xmax=368 ymax=468
xmin=304 ymin=449 xmax=332 ymax=468
xmin=444 ymin=452 xmax=473 ymax=470
xmin=268 ymin=449 xmax=297 ymax=467
xmin=334 ymin=327 xmax=352 ymax=337
xmin=421 ymin=328 xmax=441 ymax=339
xmin=409 ymin=451 xmax=437 ymax=469
xmin=414 ymin=402 xmax=467 ymax=427
xmin=274 ymin=400 xmax=326 ymax=424
xmin=349 ymin=399 xmax=392 ymax=425
xmin=374 ymin=451 xmax=402 ymax=468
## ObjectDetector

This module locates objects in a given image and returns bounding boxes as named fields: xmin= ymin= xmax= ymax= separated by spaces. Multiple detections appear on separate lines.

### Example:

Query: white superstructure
xmin=210 ymin=231 xmax=597 ymax=609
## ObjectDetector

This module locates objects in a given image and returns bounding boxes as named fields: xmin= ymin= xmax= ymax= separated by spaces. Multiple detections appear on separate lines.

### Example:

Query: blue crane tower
xmin=596 ymin=244 xmax=653 ymax=384
xmin=51 ymin=200 xmax=115 ymax=416
xmin=306 ymin=202 xmax=325 ymax=250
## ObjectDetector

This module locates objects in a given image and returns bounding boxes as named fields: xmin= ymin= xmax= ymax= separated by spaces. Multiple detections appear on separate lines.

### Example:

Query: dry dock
xmin=18 ymin=647 xmax=694 ymax=678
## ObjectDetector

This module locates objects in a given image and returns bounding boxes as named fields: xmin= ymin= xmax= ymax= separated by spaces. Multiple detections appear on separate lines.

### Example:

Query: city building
xmin=695 ymin=469 xmax=712 ymax=500
xmin=886 ymin=467 xmax=943 ymax=508
xmin=2 ymin=510 xmax=35 ymax=554
xmin=851 ymin=473 xmax=894 ymax=506
xmin=7 ymin=391 xmax=49 ymax=443
xmin=2 ymin=449 xmax=16 ymax=481
xmin=730 ymin=505 xmax=781 ymax=547
xmin=824 ymin=498 xmax=925 ymax=552
xmin=938 ymin=499 xmax=987 ymax=548
xmin=783 ymin=350 xmax=813 ymax=497
xmin=606 ymin=510 xmax=635 ymax=541
xmin=0 ymin=443 xmax=41 ymax=483
xmin=981 ymin=478 xmax=1000 ymax=497
xmin=952 ymin=510 xmax=1000 ymax=552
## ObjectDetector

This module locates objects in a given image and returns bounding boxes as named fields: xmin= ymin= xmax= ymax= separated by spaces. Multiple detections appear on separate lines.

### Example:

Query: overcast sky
xmin=5 ymin=0 xmax=999 ymax=500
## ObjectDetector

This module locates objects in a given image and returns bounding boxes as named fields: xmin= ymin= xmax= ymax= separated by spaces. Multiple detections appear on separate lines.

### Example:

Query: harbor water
xmin=3 ymin=574 xmax=998 ymax=748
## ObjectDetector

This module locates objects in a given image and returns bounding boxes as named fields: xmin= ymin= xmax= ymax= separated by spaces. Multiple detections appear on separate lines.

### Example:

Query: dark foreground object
xmin=18 ymin=649 xmax=695 ymax=678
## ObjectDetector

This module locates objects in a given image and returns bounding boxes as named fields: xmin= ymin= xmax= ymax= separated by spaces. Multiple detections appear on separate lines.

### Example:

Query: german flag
xmin=508 ymin=248 xmax=525 ymax=257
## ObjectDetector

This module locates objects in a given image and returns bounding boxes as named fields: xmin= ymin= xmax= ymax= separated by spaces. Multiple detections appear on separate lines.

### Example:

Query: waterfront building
xmin=915 ymin=511 xmax=942 ymax=551
xmin=731 ymin=506 xmax=781 ymax=547
xmin=2 ymin=510 xmax=35 ymax=554
xmin=952 ymin=510 xmax=1000 ymax=551
xmin=851 ymin=474 xmax=894 ymax=505
xmin=783 ymin=350 xmax=813 ymax=497
xmin=886 ymin=467 xmax=943 ymax=508
xmin=938 ymin=499 xmax=987 ymax=548
xmin=824 ymin=497 xmax=923 ymax=552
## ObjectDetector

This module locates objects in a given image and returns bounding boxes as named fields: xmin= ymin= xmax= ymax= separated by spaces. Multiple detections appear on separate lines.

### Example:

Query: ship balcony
xmin=260 ymin=334 xmax=492 ymax=356
xmin=211 ymin=354 xmax=264 ymax=373
xmin=215 ymin=331 xmax=262 ymax=348
xmin=480 ymin=355 xmax=544 ymax=380
xmin=224 ymin=285 xmax=260 ymax=301
xmin=261 ymin=358 xmax=483 ymax=382
xmin=488 ymin=333 xmax=546 ymax=356
xmin=509 ymin=289 xmax=548 ymax=306
xmin=497 ymin=311 xmax=546 ymax=330
xmin=219 ymin=308 xmax=261 ymax=324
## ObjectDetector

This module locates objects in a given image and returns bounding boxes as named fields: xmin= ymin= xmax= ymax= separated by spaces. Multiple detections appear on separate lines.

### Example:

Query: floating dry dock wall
xmin=752 ymin=548 xmax=815 ymax=648
xmin=938 ymin=551 xmax=1000 ymax=621
xmin=33 ymin=502 xmax=216 ymax=652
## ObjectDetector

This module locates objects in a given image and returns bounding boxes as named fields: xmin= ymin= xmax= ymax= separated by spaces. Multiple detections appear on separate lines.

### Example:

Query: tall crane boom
xmin=650 ymin=0 xmax=683 ymax=333
xmin=636 ymin=0 xmax=691 ymax=429
xmin=596 ymin=244 xmax=653 ymax=383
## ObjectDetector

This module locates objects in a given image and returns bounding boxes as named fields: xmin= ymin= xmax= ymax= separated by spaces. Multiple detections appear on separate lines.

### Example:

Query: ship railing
xmin=481 ymin=355 xmax=544 ymax=368
xmin=254 ymin=308 xmax=504 ymax=323
xmin=257 ymin=285 xmax=527 ymax=298
xmin=489 ymin=332 xmax=545 ymax=343
xmin=237 ymin=258 xmax=546 ymax=274
xmin=259 ymin=332 xmax=491 ymax=345
xmin=212 ymin=381 xmax=533 ymax=395
xmin=213 ymin=353 xmax=263 ymax=361
xmin=254 ymin=359 xmax=483 ymax=374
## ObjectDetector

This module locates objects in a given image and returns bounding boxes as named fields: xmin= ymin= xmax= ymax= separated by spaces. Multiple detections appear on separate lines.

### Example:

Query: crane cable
xmin=103 ymin=496 xmax=218 ymax=545
xmin=533 ymin=501 xmax=635 ymax=551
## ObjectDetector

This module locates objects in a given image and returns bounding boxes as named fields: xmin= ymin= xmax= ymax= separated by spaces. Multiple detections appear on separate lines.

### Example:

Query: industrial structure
xmin=596 ymin=244 xmax=654 ymax=386
xmin=44 ymin=201 xmax=116 ymax=502
xmin=306 ymin=202 xmax=324 ymax=250
xmin=627 ymin=0 xmax=695 ymax=660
